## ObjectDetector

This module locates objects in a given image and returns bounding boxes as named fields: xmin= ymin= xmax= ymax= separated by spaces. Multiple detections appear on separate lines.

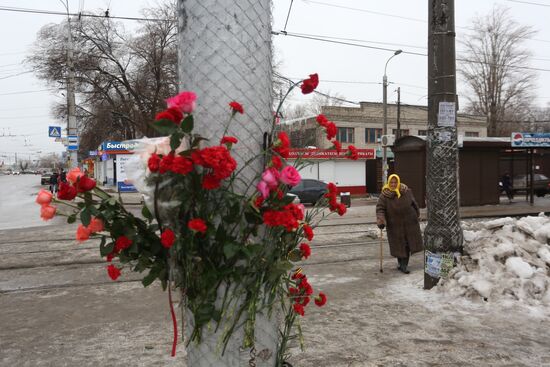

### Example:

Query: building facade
xmin=280 ymin=102 xmax=487 ymax=150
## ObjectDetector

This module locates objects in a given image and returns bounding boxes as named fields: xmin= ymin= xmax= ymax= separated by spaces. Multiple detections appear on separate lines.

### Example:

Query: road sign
xmin=68 ymin=145 xmax=79 ymax=151
xmin=68 ymin=135 xmax=78 ymax=143
xmin=48 ymin=126 xmax=62 ymax=138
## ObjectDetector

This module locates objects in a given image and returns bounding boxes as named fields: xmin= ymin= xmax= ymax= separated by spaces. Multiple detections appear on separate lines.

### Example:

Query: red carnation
xmin=148 ymin=153 xmax=161 ymax=172
xmin=314 ymin=292 xmax=327 ymax=307
xmin=337 ymin=203 xmax=347 ymax=216
xmin=194 ymin=146 xmax=237 ymax=180
xmin=270 ymin=155 xmax=283 ymax=169
xmin=188 ymin=218 xmax=207 ymax=234
xmin=220 ymin=136 xmax=238 ymax=146
xmin=331 ymin=140 xmax=342 ymax=153
xmin=300 ymin=73 xmax=319 ymax=95
xmin=114 ymin=236 xmax=133 ymax=253
xmin=302 ymin=224 xmax=314 ymax=241
xmin=228 ymin=101 xmax=244 ymax=114
xmin=316 ymin=114 xmax=329 ymax=127
xmin=107 ymin=264 xmax=121 ymax=281
xmin=202 ymin=174 xmax=221 ymax=190
xmin=159 ymin=153 xmax=175 ymax=174
xmin=155 ymin=107 xmax=183 ymax=124
xmin=325 ymin=122 xmax=337 ymax=141
xmin=300 ymin=243 xmax=311 ymax=259
xmin=57 ymin=181 xmax=77 ymax=200
xmin=293 ymin=302 xmax=305 ymax=316
xmin=254 ymin=195 xmax=264 ymax=208
xmin=161 ymin=228 xmax=175 ymax=249
xmin=171 ymin=155 xmax=193 ymax=175
xmin=273 ymin=131 xmax=290 ymax=158
xmin=346 ymin=145 xmax=358 ymax=160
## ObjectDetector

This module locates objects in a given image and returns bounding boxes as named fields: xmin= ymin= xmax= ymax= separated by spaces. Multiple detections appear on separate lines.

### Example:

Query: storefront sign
xmin=288 ymin=148 xmax=375 ymax=159
xmin=511 ymin=132 xmax=550 ymax=148
xmin=101 ymin=141 xmax=140 ymax=153
xmin=115 ymin=154 xmax=137 ymax=193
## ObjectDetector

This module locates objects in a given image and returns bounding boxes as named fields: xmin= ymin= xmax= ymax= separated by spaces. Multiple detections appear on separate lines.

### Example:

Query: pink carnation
xmin=261 ymin=167 xmax=280 ymax=189
xmin=279 ymin=166 xmax=301 ymax=186
xmin=166 ymin=91 xmax=197 ymax=114
xmin=257 ymin=180 xmax=270 ymax=199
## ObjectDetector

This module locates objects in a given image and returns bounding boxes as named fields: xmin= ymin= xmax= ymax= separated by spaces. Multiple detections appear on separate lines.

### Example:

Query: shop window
xmin=417 ymin=130 xmax=427 ymax=136
xmin=465 ymin=131 xmax=479 ymax=137
xmin=392 ymin=129 xmax=409 ymax=136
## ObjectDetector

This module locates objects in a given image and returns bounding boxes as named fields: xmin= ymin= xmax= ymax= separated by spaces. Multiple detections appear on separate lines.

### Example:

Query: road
xmin=1 ymin=177 xmax=550 ymax=366
xmin=0 ymin=174 xmax=64 ymax=230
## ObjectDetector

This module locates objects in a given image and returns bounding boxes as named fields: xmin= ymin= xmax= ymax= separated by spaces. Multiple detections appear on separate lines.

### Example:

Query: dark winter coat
xmin=376 ymin=184 xmax=423 ymax=258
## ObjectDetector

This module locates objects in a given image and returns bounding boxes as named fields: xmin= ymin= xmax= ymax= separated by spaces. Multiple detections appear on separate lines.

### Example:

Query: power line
xmin=272 ymin=30 xmax=427 ymax=56
xmin=274 ymin=31 xmax=550 ymax=73
xmin=0 ymin=89 xmax=56 ymax=96
xmin=506 ymin=0 xmax=550 ymax=7
xmin=0 ymin=5 xmax=173 ymax=22
xmin=0 ymin=70 xmax=33 ymax=80
xmin=283 ymin=0 xmax=294 ymax=32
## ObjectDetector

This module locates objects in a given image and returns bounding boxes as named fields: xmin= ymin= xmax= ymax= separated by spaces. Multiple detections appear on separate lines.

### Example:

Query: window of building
xmin=465 ymin=131 xmax=479 ymax=137
xmin=392 ymin=129 xmax=409 ymax=136
xmin=337 ymin=127 xmax=355 ymax=143
xmin=365 ymin=128 xmax=382 ymax=143
xmin=417 ymin=130 xmax=427 ymax=136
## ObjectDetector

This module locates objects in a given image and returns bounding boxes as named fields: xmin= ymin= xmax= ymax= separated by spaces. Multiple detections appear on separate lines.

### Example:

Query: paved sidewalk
xmin=2 ymin=193 xmax=549 ymax=366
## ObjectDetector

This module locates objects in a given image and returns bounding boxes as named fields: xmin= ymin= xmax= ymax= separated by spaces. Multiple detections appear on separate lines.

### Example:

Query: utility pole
xmin=424 ymin=0 xmax=463 ymax=289
xmin=382 ymin=50 xmax=402 ymax=186
xmin=61 ymin=0 xmax=78 ymax=169
xmin=396 ymin=87 xmax=401 ymax=139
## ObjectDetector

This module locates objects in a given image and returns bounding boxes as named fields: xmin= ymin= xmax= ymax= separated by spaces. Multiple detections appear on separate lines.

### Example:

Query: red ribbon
xmin=168 ymin=286 xmax=178 ymax=357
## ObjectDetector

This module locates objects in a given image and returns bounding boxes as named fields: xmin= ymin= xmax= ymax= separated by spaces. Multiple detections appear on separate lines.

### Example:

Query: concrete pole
xmin=65 ymin=9 xmax=78 ymax=168
xmin=396 ymin=87 xmax=401 ymax=139
xmin=424 ymin=0 xmax=463 ymax=289
xmin=177 ymin=1 xmax=276 ymax=365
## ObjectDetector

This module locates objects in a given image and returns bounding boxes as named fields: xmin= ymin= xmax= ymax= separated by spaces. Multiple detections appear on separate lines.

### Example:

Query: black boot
xmin=397 ymin=258 xmax=402 ymax=270
xmin=400 ymin=257 xmax=410 ymax=274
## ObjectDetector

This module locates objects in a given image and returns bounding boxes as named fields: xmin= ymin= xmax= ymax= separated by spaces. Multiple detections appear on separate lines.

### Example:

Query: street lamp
xmin=382 ymin=49 xmax=402 ymax=185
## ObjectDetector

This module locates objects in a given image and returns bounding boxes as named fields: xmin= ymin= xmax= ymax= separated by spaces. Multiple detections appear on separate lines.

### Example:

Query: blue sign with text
xmin=117 ymin=182 xmax=137 ymax=193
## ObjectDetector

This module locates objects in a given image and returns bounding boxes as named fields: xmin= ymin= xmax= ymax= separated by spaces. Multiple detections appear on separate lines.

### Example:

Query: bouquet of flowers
xmin=35 ymin=73 xmax=354 ymax=364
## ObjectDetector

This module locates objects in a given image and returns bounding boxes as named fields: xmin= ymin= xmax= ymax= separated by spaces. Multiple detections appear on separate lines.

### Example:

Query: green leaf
xmin=244 ymin=211 xmax=261 ymax=224
xmin=80 ymin=208 xmax=91 ymax=226
xmin=181 ymin=115 xmax=194 ymax=134
xmin=170 ymin=131 xmax=184 ymax=151
xmin=191 ymin=136 xmax=208 ymax=148
xmin=100 ymin=241 xmax=114 ymax=257
xmin=223 ymin=242 xmax=240 ymax=259
xmin=67 ymin=214 xmax=77 ymax=224
xmin=151 ymin=118 xmax=179 ymax=136
xmin=142 ymin=267 xmax=160 ymax=287
xmin=141 ymin=205 xmax=153 ymax=222
xmin=280 ymin=194 xmax=296 ymax=206
xmin=195 ymin=303 xmax=215 ymax=325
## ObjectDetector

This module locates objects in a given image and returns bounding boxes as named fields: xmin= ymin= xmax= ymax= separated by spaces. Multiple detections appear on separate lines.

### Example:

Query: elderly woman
xmin=376 ymin=174 xmax=423 ymax=274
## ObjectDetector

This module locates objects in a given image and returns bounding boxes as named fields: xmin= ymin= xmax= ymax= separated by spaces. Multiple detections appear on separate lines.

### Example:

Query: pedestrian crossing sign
xmin=48 ymin=126 xmax=62 ymax=138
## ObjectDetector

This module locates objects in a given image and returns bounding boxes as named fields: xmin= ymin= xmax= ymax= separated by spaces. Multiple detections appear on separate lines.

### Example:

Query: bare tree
xmin=459 ymin=6 xmax=536 ymax=136
xmin=27 ymin=2 xmax=178 ymax=153
xmin=282 ymin=90 xmax=347 ymax=120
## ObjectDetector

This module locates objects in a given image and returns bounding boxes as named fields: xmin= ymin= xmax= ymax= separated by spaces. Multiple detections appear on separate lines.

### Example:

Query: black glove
xmin=377 ymin=223 xmax=385 ymax=230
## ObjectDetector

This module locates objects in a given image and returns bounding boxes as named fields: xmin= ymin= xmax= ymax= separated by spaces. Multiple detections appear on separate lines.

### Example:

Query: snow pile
xmin=438 ymin=214 xmax=550 ymax=307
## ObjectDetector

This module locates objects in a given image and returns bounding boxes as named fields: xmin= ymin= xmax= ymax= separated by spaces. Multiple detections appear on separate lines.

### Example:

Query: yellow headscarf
xmin=382 ymin=174 xmax=401 ymax=198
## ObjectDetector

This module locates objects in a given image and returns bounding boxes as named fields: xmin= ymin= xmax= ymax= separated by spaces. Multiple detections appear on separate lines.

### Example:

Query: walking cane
xmin=379 ymin=228 xmax=384 ymax=273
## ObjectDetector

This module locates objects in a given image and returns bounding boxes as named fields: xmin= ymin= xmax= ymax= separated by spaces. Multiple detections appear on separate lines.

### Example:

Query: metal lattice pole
xmin=177 ymin=0 xmax=273 ymax=190
xmin=177 ymin=1 xmax=277 ymax=366
xmin=424 ymin=0 xmax=463 ymax=289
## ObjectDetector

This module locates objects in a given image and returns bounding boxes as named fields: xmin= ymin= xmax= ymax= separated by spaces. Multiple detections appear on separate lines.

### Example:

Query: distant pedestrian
xmin=49 ymin=172 xmax=59 ymax=194
xmin=501 ymin=172 xmax=513 ymax=203
xmin=59 ymin=169 xmax=67 ymax=183
xmin=376 ymin=174 xmax=423 ymax=274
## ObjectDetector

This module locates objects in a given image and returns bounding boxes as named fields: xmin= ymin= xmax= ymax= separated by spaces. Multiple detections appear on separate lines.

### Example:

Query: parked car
xmin=512 ymin=174 xmax=550 ymax=197
xmin=288 ymin=179 xmax=327 ymax=204
xmin=41 ymin=173 xmax=52 ymax=185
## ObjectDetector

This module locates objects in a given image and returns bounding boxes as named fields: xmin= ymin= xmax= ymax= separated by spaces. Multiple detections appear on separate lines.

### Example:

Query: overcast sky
xmin=1 ymin=0 xmax=549 ymax=165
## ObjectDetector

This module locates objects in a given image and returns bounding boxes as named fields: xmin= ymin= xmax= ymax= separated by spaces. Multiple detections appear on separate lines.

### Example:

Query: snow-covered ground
xmin=437 ymin=214 xmax=550 ymax=311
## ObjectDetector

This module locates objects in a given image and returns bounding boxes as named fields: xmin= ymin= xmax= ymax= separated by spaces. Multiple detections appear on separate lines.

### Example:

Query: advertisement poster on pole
xmin=115 ymin=154 xmax=137 ymax=192
xmin=437 ymin=102 xmax=456 ymax=127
